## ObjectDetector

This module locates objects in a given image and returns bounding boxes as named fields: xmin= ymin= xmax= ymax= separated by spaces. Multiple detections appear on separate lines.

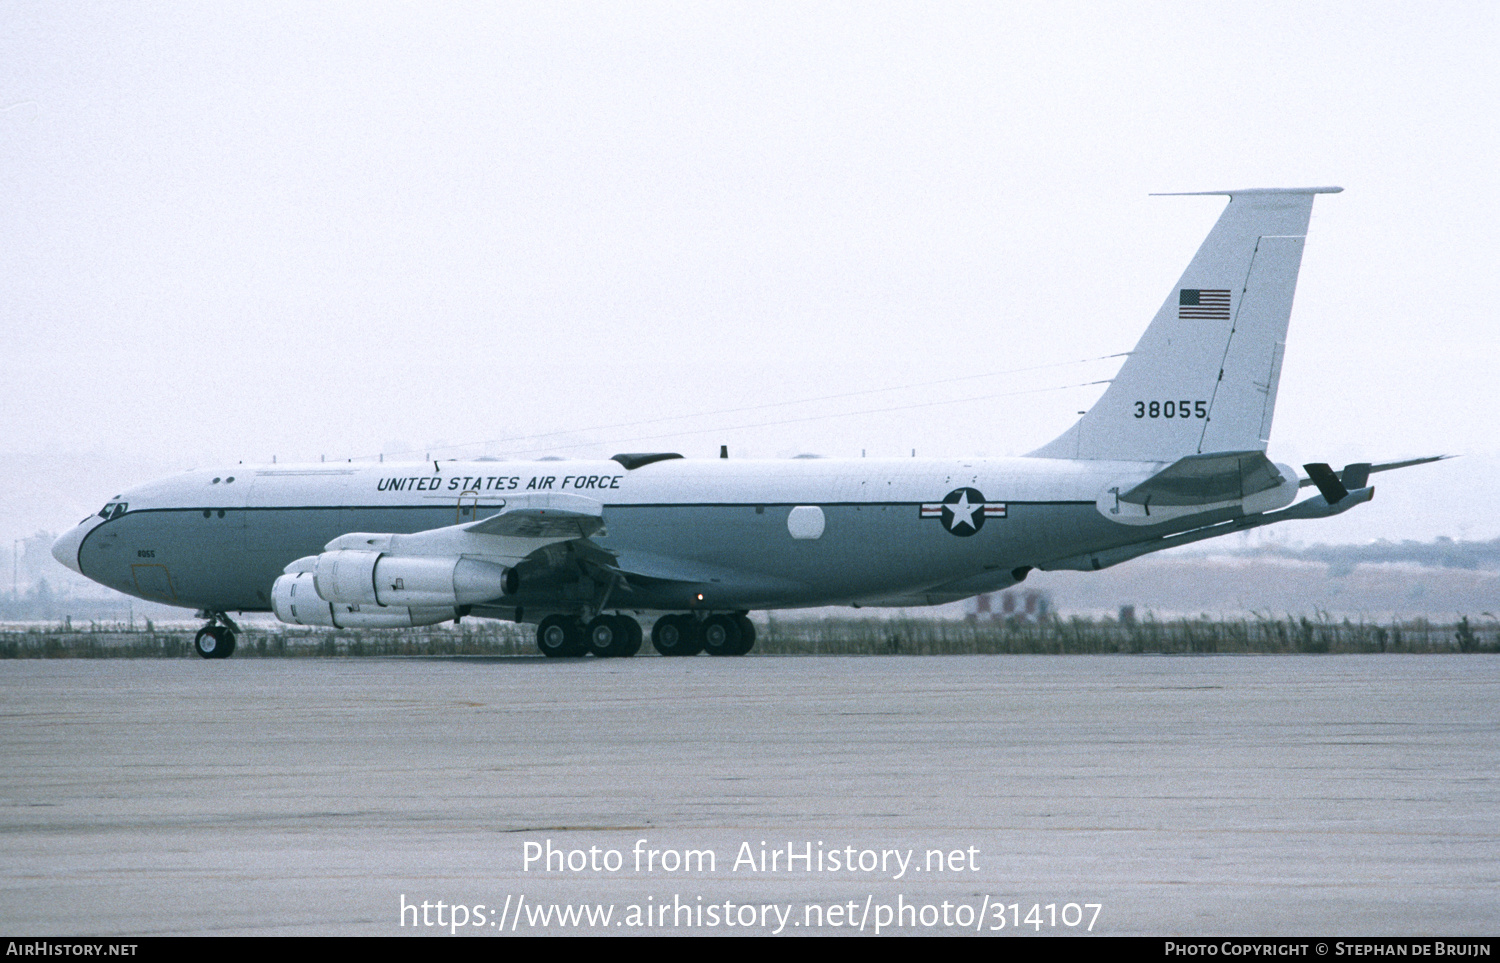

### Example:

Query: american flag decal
xmin=1179 ymin=288 xmax=1231 ymax=320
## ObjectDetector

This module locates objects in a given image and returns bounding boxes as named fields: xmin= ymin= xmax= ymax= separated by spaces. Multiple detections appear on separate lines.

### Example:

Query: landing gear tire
xmin=620 ymin=615 xmax=643 ymax=657
xmin=586 ymin=615 xmax=640 ymax=658
xmin=537 ymin=615 xmax=586 ymax=657
xmin=194 ymin=626 xmax=235 ymax=660
xmin=734 ymin=614 xmax=756 ymax=655
xmin=652 ymin=614 xmax=703 ymax=656
xmin=702 ymin=614 xmax=744 ymax=656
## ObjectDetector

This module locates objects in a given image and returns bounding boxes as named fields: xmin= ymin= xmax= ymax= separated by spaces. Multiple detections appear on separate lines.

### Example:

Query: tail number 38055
xmin=1135 ymin=400 xmax=1207 ymax=419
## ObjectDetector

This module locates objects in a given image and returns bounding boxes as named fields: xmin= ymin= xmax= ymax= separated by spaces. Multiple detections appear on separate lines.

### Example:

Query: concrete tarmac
xmin=1 ymin=654 xmax=1496 ymax=936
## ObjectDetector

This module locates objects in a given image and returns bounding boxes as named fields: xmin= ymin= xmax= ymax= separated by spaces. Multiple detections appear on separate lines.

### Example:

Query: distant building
xmin=968 ymin=588 xmax=1052 ymax=623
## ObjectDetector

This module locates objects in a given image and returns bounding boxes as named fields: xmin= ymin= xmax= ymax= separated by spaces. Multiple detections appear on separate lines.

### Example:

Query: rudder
xmin=1030 ymin=187 xmax=1340 ymax=462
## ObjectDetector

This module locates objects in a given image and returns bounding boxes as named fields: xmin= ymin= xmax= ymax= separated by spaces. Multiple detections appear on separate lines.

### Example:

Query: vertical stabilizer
xmin=1029 ymin=187 xmax=1340 ymax=462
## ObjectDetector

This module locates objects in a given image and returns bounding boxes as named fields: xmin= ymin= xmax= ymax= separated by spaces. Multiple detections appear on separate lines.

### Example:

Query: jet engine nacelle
xmin=311 ymin=550 xmax=518 ymax=608
xmin=269 ymin=550 xmax=518 ymax=629
xmin=271 ymin=572 xmax=458 ymax=629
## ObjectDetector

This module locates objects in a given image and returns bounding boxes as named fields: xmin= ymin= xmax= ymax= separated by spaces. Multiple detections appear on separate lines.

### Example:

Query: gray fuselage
xmin=57 ymin=455 xmax=1201 ymax=619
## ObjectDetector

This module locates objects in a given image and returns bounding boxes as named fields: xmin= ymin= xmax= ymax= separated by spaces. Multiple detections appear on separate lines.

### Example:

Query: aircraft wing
xmin=463 ymin=492 xmax=605 ymax=539
xmin=312 ymin=493 xmax=606 ymax=570
xmin=274 ymin=494 xmax=611 ymax=626
xmin=598 ymin=548 xmax=806 ymax=597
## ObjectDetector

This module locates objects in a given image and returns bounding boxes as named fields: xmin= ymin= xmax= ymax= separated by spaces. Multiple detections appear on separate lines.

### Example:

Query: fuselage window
xmin=98 ymin=502 xmax=128 ymax=520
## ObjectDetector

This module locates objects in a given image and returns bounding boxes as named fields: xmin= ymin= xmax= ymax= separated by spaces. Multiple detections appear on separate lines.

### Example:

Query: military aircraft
xmin=53 ymin=186 xmax=1441 ymax=659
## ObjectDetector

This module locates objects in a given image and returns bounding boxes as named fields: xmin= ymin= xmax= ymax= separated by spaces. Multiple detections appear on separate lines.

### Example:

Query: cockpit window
xmin=97 ymin=502 xmax=128 ymax=520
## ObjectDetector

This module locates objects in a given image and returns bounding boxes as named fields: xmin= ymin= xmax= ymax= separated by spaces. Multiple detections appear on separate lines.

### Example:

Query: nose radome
xmin=52 ymin=524 xmax=88 ymax=575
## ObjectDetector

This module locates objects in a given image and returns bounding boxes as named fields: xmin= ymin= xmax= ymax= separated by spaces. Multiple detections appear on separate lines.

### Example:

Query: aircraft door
xmin=130 ymin=563 xmax=177 ymax=602
xmin=457 ymin=490 xmax=480 ymax=524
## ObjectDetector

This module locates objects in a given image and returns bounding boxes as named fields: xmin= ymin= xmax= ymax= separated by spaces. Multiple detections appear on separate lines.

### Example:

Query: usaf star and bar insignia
xmin=920 ymin=487 xmax=1006 ymax=537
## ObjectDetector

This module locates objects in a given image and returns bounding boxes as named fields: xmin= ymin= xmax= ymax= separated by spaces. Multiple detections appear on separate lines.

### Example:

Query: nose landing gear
xmin=193 ymin=611 xmax=240 ymax=659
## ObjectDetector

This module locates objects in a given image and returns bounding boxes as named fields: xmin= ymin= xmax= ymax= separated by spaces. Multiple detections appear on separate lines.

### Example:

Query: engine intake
xmin=271 ymin=572 xmax=459 ymax=628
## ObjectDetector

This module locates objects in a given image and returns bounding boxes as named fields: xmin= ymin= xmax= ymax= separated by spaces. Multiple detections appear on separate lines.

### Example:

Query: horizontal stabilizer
xmin=1298 ymin=455 xmax=1448 ymax=491
xmin=1120 ymin=450 xmax=1285 ymax=507
xmin=1046 ymin=485 xmax=1373 ymax=573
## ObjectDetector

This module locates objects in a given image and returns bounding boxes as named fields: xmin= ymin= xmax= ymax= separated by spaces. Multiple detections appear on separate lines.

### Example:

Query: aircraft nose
xmin=52 ymin=522 xmax=90 ymax=575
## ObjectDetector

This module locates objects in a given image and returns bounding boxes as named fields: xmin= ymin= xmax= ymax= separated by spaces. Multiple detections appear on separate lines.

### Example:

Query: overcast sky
xmin=3 ymin=1 xmax=1496 ymax=558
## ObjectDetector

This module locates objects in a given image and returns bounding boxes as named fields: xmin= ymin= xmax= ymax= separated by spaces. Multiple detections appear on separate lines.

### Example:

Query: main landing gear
xmin=194 ymin=611 xmax=239 ymax=660
xmin=535 ymin=613 xmax=755 ymax=658
xmin=537 ymin=613 xmax=643 ymax=658
xmin=652 ymin=613 xmax=755 ymax=657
